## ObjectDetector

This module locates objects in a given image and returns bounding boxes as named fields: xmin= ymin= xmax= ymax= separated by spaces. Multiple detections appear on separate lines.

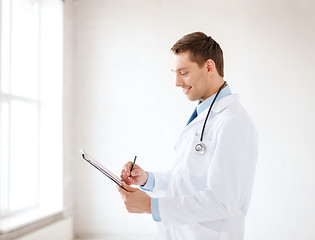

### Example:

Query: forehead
xmin=171 ymin=51 xmax=198 ymax=72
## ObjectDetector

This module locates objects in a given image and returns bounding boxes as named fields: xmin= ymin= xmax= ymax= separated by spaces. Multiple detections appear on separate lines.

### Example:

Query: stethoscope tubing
xmin=199 ymin=81 xmax=227 ymax=142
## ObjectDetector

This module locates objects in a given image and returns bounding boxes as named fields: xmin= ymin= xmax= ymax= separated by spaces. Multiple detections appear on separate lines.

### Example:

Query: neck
xmin=201 ymin=77 xmax=225 ymax=102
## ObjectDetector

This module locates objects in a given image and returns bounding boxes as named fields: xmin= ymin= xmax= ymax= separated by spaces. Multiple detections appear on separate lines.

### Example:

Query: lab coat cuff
xmin=140 ymin=172 xmax=155 ymax=192
xmin=151 ymin=198 xmax=161 ymax=222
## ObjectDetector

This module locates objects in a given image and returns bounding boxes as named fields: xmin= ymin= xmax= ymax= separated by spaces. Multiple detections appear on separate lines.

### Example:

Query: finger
xmin=122 ymin=169 xmax=134 ymax=185
xmin=121 ymin=182 xmax=137 ymax=192
xmin=121 ymin=170 xmax=129 ymax=182
xmin=121 ymin=176 xmax=133 ymax=185
xmin=130 ymin=169 xmax=141 ymax=177
xmin=124 ymin=178 xmax=133 ymax=185
xmin=117 ymin=184 xmax=125 ymax=195
xmin=123 ymin=162 xmax=133 ymax=176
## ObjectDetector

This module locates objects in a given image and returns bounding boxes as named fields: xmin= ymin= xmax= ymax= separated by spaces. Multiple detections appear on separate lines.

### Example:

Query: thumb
xmin=122 ymin=181 xmax=138 ymax=192
xmin=131 ymin=169 xmax=142 ymax=177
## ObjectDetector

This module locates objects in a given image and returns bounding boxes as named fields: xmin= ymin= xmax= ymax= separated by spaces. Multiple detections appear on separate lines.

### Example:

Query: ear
xmin=205 ymin=59 xmax=216 ymax=74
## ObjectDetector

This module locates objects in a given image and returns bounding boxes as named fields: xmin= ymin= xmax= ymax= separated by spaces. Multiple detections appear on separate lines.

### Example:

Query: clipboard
xmin=80 ymin=150 xmax=126 ymax=190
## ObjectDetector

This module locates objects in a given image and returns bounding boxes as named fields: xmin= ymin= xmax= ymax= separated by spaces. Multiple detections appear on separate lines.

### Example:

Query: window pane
xmin=10 ymin=100 xmax=39 ymax=212
xmin=0 ymin=0 xmax=10 ymax=93
xmin=0 ymin=102 xmax=10 ymax=215
xmin=10 ymin=0 xmax=39 ymax=99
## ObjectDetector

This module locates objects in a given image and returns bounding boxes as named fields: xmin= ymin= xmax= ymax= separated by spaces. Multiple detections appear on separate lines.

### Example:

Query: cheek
xmin=194 ymin=72 xmax=208 ymax=87
xmin=185 ymin=74 xmax=197 ymax=86
xmin=187 ymin=74 xmax=203 ymax=88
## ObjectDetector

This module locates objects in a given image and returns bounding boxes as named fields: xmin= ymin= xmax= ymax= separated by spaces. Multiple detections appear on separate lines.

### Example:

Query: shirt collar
xmin=197 ymin=85 xmax=231 ymax=115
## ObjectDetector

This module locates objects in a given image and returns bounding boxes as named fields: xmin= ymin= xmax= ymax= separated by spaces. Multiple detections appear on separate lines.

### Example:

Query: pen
xmin=129 ymin=156 xmax=137 ymax=177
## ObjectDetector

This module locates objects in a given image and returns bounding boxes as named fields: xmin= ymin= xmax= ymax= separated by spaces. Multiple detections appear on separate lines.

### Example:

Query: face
xmin=171 ymin=52 xmax=212 ymax=102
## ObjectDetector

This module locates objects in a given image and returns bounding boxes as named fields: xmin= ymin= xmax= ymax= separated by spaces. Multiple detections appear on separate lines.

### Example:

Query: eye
xmin=180 ymin=71 xmax=188 ymax=76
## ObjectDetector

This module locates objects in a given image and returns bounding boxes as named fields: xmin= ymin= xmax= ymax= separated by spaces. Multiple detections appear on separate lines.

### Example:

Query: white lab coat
xmin=152 ymin=94 xmax=258 ymax=240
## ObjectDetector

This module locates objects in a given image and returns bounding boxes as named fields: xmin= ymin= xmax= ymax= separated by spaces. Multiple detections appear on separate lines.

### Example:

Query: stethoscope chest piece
xmin=194 ymin=142 xmax=205 ymax=155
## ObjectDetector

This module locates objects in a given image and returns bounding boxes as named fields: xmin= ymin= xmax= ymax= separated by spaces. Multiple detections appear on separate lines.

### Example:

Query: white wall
xmin=67 ymin=0 xmax=315 ymax=239
xmin=63 ymin=0 xmax=75 ymax=219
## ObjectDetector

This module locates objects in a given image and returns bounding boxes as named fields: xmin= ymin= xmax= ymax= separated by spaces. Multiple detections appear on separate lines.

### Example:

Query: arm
xmin=120 ymin=161 xmax=172 ymax=192
xmin=117 ymin=182 xmax=151 ymax=214
xmin=118 ymin=162 xmax=172 ymax=219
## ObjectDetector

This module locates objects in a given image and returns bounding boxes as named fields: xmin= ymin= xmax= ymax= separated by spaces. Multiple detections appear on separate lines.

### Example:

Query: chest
xmin=170 ymin=116 xmax=221 ymax=195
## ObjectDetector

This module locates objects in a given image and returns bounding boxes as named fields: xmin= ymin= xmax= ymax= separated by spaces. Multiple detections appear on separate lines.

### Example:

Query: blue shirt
xmin=197 ymin=85 xmax=231 ymax=115
xmin=141 ymin=85 xmax=232 ymax=222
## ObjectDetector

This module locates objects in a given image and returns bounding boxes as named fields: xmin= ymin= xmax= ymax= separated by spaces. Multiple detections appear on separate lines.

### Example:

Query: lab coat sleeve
xmin=158 ymin=117 xmax=258 ymax=225
xmin=152 ymin=171 xmax=172 ymax=192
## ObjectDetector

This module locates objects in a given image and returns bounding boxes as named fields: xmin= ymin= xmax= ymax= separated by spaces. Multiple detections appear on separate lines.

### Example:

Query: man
xmin=117 ymin=32 xmax=258 ymax=240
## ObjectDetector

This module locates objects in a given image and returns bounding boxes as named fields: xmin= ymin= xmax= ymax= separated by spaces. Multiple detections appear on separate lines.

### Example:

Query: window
xmin=0 ymin=0 xmax=63 ymax=233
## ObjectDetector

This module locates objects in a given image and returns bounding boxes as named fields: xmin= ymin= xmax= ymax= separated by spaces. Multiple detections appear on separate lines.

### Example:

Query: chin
xmin=186 ymin=95 xmax=199 ymax=102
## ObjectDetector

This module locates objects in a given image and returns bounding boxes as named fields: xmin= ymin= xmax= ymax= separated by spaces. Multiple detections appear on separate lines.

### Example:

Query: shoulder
xmin=215 ymin=95 xmax=257 ymax=134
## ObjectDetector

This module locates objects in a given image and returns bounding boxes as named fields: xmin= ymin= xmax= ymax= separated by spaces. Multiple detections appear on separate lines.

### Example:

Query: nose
xmin=175 ymin=74 xmax=183 ymax=87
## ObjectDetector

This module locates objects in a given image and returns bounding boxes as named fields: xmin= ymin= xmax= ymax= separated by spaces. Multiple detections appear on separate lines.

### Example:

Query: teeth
xmin=182 ymin=87 xmax=191 ymax=94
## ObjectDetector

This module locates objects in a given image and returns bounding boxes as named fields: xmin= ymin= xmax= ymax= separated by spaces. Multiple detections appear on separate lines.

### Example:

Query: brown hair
xmin=171 ymin=32 xmax=224 ymax=77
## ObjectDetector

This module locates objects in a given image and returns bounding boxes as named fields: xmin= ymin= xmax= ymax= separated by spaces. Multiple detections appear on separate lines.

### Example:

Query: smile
xmin=182 ymin=86 xmax=192 ymax=94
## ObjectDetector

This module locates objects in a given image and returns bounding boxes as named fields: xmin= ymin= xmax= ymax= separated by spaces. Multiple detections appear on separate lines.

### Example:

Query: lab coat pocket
xmin=189 ymin=223 xmax=222 ymax=239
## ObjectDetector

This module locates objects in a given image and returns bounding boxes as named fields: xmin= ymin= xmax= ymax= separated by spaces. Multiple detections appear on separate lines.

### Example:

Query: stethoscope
xmin=194 ymin=81 xmax=227 ymax=155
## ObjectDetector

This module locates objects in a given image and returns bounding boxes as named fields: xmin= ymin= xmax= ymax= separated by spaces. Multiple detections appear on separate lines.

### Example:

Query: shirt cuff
xmin=140 ymin=172 xmax=155 ymax=192
xmin=151 ymin=198 xmax=161 ymax=222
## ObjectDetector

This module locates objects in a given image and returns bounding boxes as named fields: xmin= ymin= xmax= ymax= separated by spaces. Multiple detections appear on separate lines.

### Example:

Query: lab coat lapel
xmin=175 ymin=94 xmax=240 ymax=148
xmin=184 ymin=94 xmax=240 ymax=130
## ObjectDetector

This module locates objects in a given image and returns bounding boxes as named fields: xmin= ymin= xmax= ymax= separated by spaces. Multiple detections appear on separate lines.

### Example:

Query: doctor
xmin=117 ymin=32 xmax=258 ymax=240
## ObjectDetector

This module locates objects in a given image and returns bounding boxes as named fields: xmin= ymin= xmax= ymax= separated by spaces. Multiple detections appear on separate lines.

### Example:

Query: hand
xmin=120 ymin=161 xmax=148 ymax=186
xmin=117 ymin=182 xmax=151 ymax=214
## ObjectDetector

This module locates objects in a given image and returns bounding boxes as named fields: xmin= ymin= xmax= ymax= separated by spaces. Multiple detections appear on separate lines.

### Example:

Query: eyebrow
xmin=171 ymin=68 xmax=188 ymax=72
